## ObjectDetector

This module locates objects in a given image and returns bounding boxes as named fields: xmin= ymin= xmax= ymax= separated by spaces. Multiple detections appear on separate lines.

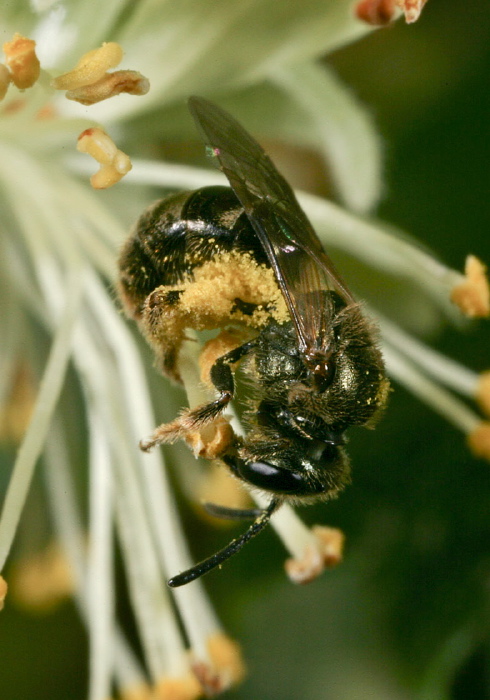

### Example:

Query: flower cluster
xmin=0 ymin=1 xmax=488 ymax=698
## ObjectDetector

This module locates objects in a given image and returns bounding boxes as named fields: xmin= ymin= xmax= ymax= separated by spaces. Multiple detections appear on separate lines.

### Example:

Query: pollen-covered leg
xmin=140 ymin=338 xmax=256 ymax=453
xmin=139 ymin=392 xmax=234 ymax=452
xmin=139 ymin=286 xmax=188 ymax=383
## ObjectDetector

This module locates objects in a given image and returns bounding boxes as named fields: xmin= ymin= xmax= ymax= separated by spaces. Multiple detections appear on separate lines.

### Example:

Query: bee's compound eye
xmin=223 ymin=455 xmax=311 ymax=494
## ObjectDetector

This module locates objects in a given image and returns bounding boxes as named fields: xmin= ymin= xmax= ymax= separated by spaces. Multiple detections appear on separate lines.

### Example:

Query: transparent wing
xmin=188 ymin=96 xmax=355 ymax=356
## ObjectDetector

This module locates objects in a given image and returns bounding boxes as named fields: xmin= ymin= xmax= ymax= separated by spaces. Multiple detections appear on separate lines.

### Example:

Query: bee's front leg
xmin=140 ymin=339 xmax=256 ymax=454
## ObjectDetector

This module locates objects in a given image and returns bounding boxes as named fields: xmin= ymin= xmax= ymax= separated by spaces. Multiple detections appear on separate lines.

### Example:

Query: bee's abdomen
xmin=118 ymin=186 xmax=268 ymax=318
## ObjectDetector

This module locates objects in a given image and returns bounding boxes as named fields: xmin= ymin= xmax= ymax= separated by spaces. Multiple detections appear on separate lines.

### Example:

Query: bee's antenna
xmin=202 ymin=502 xmax=264 ymax=521
xmin=167 ymin=498 xmax=280 ymax=587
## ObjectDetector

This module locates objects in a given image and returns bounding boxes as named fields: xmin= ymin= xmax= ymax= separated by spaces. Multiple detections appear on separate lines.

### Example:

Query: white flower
xmin=0 ymin=0 xmax=488 ymax=698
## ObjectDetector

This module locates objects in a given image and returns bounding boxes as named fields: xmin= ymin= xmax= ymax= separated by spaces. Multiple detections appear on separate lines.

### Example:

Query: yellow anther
xmin=77 ymin=127 xmax=132 ymax=189
xmin=77 ymin=126 xmax=117 ymax=163
xmin=355 ymin=0 xmax=428 ymax=24
xmin=52 ymin=41 xmax=123 ymax=90
xmin=3 ymin=33 xmax=40 ymax=89
xmin=285 ymin=525 xmax=344 ymax=584
xmin=396 ymin=0 xmax=428 ymax=23
xmin=450 ymin=255 xmax=490 ymax=318
xmin=118 ymin=683 xmax=153 ymax=700
xmin=355 ymin=0 xmax=396 ymax=25
xmin=208 ymin=634 xmax=246 ymax=686
xmin=184 ymin=417 xmax=234 ymax=460
xmin=191 ymin=634 xmax=246 ymax=694
xmin=154 ymin=675 xmax=201 ymax=700
xmin=9 ymin=543 xmax=73 ymax=612
xmin=312 ymin=525 xmax=345 ymax=568
xmin=66 ymin=69 xmax=149 ymax=105
xmin=467 ymin=421 xmax=490 ymax=462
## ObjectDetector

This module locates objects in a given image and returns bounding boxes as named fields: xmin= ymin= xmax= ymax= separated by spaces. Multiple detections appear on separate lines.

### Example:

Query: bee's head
xmin=223 ymin=430 xmax=350 ymax=502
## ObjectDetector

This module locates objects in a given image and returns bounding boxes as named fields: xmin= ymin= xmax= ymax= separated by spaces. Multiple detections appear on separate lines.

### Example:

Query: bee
xmin=118 ymin=96 xmax=389 ymax=586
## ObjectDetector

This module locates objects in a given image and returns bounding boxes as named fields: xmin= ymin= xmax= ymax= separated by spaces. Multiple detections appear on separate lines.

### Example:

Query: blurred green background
xmin=2 ymin=0 xmax=490 ymax=698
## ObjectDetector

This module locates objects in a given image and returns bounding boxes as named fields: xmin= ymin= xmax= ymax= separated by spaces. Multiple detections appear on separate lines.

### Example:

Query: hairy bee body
xmin=119 ymin=186 xmax=268 ymax=315
xmin=119 ymin=185 xmax=387 ymax=502
xmin=118 ymin=97 xmax=389 ymax=586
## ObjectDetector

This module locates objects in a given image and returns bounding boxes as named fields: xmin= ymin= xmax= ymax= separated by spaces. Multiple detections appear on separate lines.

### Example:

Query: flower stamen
xmin=467 ymin=422 xmax=490 ymax=461
xmin=154 ymin=675 xmax=202 ymax=700
xmin=355 ymin=0 xmax=428 ymax=24
xmin=355 ymin=0 xmax=398 ymax=25
xmin=450 ymin=255 xmax=490 ymax=318
xmin=77 ymin=127 xmax=132 ymax=189
xmin=9 ymin=542 xmax=74 ymax=612
xmin=377 ymin=313 xmax=479 ymax=397
xmin=191 ymin=634 xmax=246 ymax=696
xmin=397 ymin=0 xmax=429 ymax=23
xmin=51 ymin=42 xmax=124 ymax=91
xmin=251 ymin=492 xmax=345 ymax=584
xmin=382 ymin=343 xmax=481 ymax=436
xmin=51 ymin=41 xmax=149 ymax=106
xmin=2 ymin=33 xmax=40 ymax=90
xmin=285 ymin=525 xmax=345 ymax=584
xmin=65 ymin=69 xmax=150 ymax=106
